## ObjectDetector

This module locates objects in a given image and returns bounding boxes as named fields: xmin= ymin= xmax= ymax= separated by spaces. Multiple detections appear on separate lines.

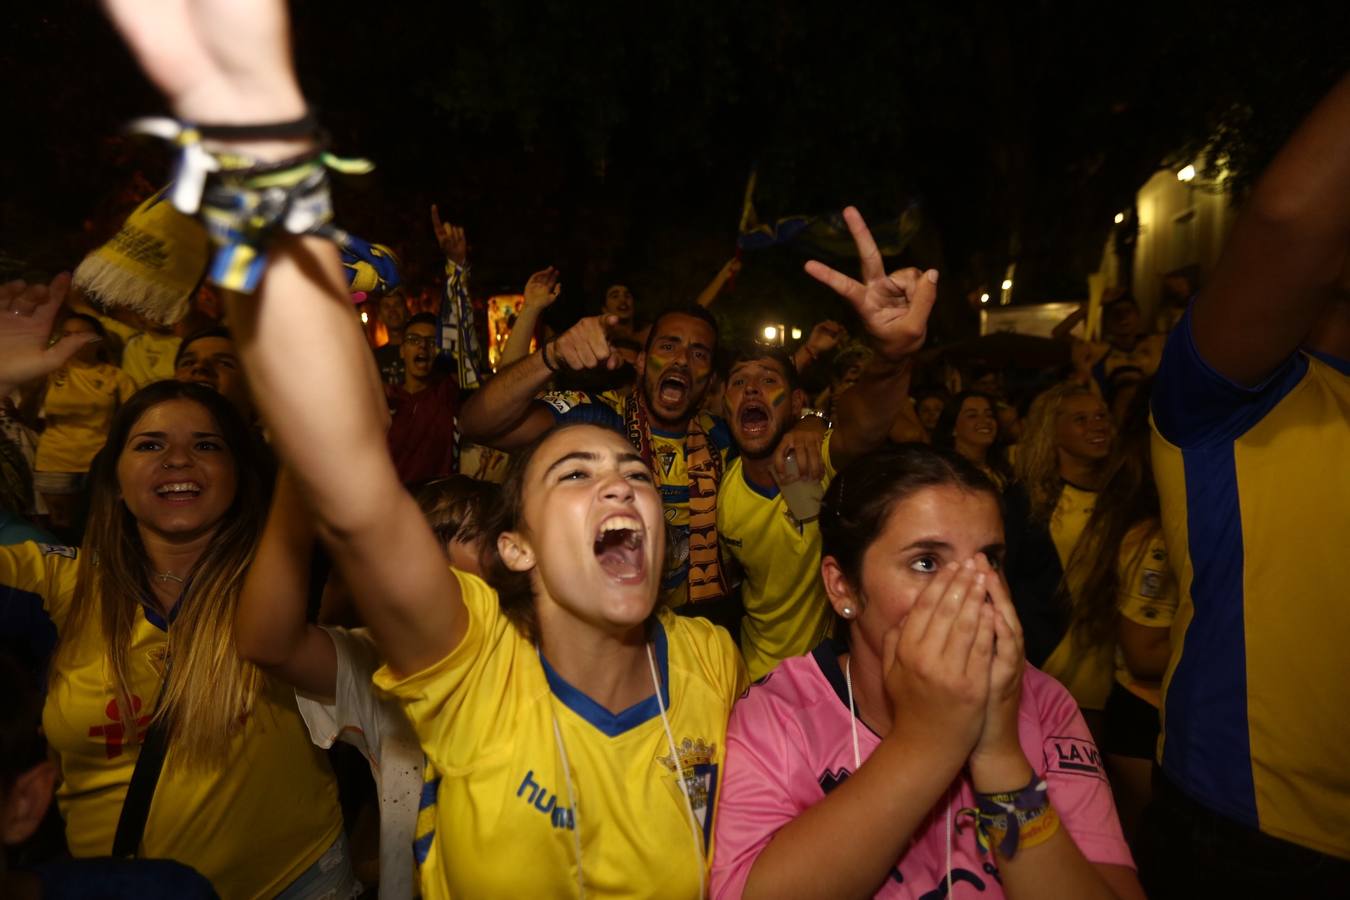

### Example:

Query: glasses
xmin=403 ymin=334 xmax=437 ymax=350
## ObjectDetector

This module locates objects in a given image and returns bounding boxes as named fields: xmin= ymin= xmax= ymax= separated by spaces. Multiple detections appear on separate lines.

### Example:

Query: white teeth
xmin=156 ymin=482 xmax=201 ymax=495
xmin=598 ymin=516 xmax=643 ymax=538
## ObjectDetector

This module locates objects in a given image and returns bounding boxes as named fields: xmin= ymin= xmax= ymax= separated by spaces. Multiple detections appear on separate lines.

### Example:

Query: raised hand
xmin=805 ymin=320 xmax=848 ymax=357
xmin=549 ymin=315 xmax=622 ymax=371
xmin=805 ymin=207 xmax=938 ymax=361
xmin=773 ymin=417 xmax=826 ymax=484
xmin=0 ymin=275 xmax=98 ymax=393
xmin=431 ymin=205 xmax=468 ymax=267
xmin=101 ymin=0 xmax=305 ymax=125
xmin=523 ymin=267 xmax=562 ymax=309
xmin=882 ymin=560 xmax=996 ymax=759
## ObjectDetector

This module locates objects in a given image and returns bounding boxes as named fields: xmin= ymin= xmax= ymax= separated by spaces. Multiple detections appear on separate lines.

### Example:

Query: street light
xmin=763 ymin=325 xmax=778 ymax=342
xmin=790 ymin=327 xmax=803 ymax=340
xmin=980 ymin=293 xmax=990 ymax=304
xmin=360 ymin=311 xmax=369 ymax=324
xmin=1177 ymin=164 xmax=1197 ymax=183
xmin=1114 ymin=212 xmax=1125 ymax=224
xmin=1001 ymin=279 xmax=1013 ymax=291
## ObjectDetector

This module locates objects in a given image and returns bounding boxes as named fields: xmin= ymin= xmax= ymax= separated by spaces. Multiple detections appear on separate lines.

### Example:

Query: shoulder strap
xmin=111 ymin=712 xmax=170 ymax=858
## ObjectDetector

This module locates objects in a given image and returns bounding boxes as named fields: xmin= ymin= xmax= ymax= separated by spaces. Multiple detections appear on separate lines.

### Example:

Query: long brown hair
xmin=1060 ymin=380 xmax=1159 ymax=651
xmin=54 ymin=381 xmax=273 ymax=770
xmin=1013 ymin=382 xmax=1096 ymax=521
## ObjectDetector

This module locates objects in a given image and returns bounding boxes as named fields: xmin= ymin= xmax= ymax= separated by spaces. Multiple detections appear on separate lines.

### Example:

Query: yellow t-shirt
xmin=538 ymin=389 xmax=735 ymax=607
xmin=96 ymin=314 xmax=181 ymax=388
xmin=717 ymin=432 xmax=836 ymax=680
xmin=0 ymin=541 xmax=342 ymax=900
xmin=1040 ymin=483 xmax=1107 ymax=710
xmin=375 ymin=569 xmax=747 ymax=899
xmin=35 ymin=363 xmax=137 ymax=473
xmin=1113 ymin=523 xmax=1178 ymax=707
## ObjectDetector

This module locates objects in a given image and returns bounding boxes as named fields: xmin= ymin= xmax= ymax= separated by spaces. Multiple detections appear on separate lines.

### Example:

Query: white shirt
xmin=296 ymin=626 xmax=424 ymax=900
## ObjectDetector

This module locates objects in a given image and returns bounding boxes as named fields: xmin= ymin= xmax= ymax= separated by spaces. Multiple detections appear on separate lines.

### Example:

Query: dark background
xmin=3 ymin=0 xmax=1347 ymax=346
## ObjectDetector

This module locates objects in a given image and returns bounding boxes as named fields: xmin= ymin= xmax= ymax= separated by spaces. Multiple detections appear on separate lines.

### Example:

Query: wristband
xmin=541 ymin=341 xmax=560 ymax=373
xmin=128 ymin=116 xmax=372 ymax=294
xmin=961 ymin=775 xmax=1053 ymax=860
xmin=194 ymin=110 xmax=321 ymax=141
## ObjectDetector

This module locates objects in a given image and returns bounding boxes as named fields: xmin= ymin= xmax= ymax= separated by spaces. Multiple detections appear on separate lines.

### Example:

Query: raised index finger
xmin=430 ymin=204 xmax=444 ymax=235
xmin=804 ymin=260 xmax=864 ymax=305
xmin=843 ymin=206 xmax=884 ymax=284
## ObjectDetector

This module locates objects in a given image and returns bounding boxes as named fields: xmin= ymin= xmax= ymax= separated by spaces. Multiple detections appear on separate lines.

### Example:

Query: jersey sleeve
xmin=709 ymin=687 xmax=808 ymax=899
xmin=1151 ymin=306 xmax=1308 ymax=449
xmin=1116 ymin=530 xmax=1178 ymax=628
xmin=535 ymin=390 xmax=616 ymax=426
xmin=371 ymin=569 xmax=514 ymax=770
xmin=1028 ymin=670 xmax=1135 ymax=869
xmin=116 ymin=370 xmax=138 ymax=404
xmin=294 ymin=627 xmax=386 ymax=761
xmin=0 ymin=541 xmax=78 ymax=660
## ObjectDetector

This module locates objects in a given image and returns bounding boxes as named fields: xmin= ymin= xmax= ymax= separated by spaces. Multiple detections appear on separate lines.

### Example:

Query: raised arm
xmin=500 ymin=267 xmax=560 ymax=367
xmin=458 ymin=314 xmax=620 ymax=449
xmin=803 ymin=207 xmax=938 ymax=469
xmin=791 ymin=320 xmax=847 ymax=374
xmin=0 ymin=275 xmax=96 ymax=397
xmin=1193 ymin=73 xmax=1350 ymax=385
xmin=695 ymin=256 xmax=742 ymax=308
xmin=103 ymin=0 xmax=464 ymax=677
xmin=234 ymin=468 xmax=337 ymax=697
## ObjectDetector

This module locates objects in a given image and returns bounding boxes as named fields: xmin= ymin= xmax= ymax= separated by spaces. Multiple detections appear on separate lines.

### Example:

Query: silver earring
xmin=841 ymin=606 xmax=854 ymax=619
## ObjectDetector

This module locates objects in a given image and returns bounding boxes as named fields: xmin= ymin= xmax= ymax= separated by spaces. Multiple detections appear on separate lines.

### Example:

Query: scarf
xmin=439 ymin=259 xmax=483 ymax=390
xmin=623 ymin=392 xmax=729 ymax=604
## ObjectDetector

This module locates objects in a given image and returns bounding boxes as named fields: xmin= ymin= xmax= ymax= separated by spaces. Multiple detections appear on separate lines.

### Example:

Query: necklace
xmin=154 ymin=571 xmax=184 ymax=584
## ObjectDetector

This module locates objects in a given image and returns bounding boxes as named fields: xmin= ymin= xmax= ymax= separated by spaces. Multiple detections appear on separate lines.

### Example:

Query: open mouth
xmin=154 ymin=481 xmax=202 ymax=502
xmin=738 ymin=403 xmax=771 ymax=438
xmin=657 ymin=372 xmax=689 ymax=407
xmin=593 ymin=515 xmax=646 ymax=583
xmin=412 ymin=354 xmax=429 ymax=366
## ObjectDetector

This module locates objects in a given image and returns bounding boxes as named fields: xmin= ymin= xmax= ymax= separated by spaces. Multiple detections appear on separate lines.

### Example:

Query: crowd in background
xmin=2 ymin=3 xmax=1348 ymax=899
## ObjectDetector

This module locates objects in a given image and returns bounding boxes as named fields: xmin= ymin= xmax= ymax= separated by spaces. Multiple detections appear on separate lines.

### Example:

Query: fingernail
xmin=926 ymin=269 xmax=940 ymax=284
xmin=974 ymin=572 xmax=986 ymax=587
xmin=962 ymin=558 xmax=975 ymax=570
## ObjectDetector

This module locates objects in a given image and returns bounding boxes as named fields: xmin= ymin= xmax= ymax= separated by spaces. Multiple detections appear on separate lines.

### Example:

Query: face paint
xmin=769 ymin=388 xmax=787 ymax=408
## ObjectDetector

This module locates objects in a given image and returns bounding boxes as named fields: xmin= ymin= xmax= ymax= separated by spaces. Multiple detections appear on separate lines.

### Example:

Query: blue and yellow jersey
xmin=376 ymin=569 xmax=747 ymax=899
xmin=1151 ymin=310 xmax=1350 ymax=859
xmin=1113 ymin=523 xmax=1178 ymax=708
xmin=0 ymin=542 xmax=342 ymax=900
xmin=716 ymin=431 xmax=836 ymax=680
xmin=537 ymin=390 xmax=734 ymax=606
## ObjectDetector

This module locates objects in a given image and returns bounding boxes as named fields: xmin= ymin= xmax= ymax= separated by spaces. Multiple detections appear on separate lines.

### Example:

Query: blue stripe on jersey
xmin=412 ymin=830 xmax=434 ymax=866
xmin=1162 ymin=442 xmax=1258 ymax=827
xmin=539 ymin=620 xmax=671 ymax=737
xmin=420 ymin=775 xmax=441 ymax=809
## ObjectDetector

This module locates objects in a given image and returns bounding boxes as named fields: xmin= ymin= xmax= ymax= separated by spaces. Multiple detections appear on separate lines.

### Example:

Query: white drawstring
xmin=544 ymin=642 xmax=705 ymax=900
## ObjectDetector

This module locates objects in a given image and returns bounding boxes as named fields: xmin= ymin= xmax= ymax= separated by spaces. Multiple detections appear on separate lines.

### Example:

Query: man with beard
xmin=460 ymin=304 xmax=747 ymax=607
xmin=717 ymin=206 xmax=938 ymax=678
xmin=386 ymin=313 xmax=459 ymax=484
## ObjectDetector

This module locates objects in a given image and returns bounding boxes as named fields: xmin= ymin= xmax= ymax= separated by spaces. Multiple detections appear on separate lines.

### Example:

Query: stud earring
xmin=841 ymin=606 xmax=854 ymax=619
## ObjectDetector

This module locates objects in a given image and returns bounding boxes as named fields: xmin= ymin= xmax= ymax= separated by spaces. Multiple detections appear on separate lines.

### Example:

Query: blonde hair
xmin=54 ymin=382 xmax=272 ymax=770
xmin=1014 ymin=382 xmax=1097 ymax=522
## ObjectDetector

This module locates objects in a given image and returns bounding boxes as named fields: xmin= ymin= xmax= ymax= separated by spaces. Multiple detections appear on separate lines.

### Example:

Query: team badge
xmin=658 ymin=737 xmax=720 ymax=843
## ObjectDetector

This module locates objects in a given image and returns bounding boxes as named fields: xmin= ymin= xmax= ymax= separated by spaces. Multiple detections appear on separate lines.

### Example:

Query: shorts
xmin=33 ymin=471 xmax=87 ymax=495
xmin=1102 ymin=681 xmax=1160 ymax=759
xmin=274 ymin=832 xmax=363 ymax=900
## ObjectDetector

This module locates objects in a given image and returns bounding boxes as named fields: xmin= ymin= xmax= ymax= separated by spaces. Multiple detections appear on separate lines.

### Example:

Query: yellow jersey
xmin=1036 ymin=483 xmax=1105 ymax=709
xmin=1113 ymin=523 xmax=1178 ymax=707
xmin=538 ymin=389 xmax=734 ymax=607
xmin=376 ymin=569 xmax=748 ymax=899
xmin=0 ymin=541 xmax=342 ymax=899
xmin=1151 ymin=310 xmax=1350 ymax=859
xmin=716 ymin=431 xmax=836 ymax=680
xmin=35 ymin=363 xmax=137 ymax=473
xmin=96 ymin=314 xmax=181 ymax=388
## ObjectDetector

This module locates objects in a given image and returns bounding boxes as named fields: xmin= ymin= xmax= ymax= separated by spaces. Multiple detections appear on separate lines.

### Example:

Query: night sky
xmin=4 ymin=0 xmax=1347 ymax=345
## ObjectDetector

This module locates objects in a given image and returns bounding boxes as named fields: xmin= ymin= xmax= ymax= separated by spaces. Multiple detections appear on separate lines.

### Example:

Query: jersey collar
xmin=539 ymin=620 xmax=671 ymax=737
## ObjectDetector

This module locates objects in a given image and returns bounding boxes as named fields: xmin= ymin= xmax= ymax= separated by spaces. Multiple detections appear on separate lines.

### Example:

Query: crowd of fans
xmin=1 ymin=2 xmax=1347 ymax=898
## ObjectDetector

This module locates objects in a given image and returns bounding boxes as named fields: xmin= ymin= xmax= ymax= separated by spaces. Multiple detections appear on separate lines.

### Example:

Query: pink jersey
xmin=710 ymin=643 xmax=1134 ymax=898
